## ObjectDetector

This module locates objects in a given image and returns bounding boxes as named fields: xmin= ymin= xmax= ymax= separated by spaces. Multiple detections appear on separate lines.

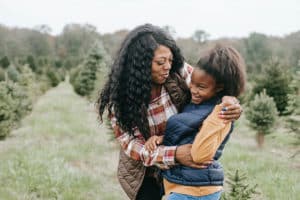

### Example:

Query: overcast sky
xmin=1 ymin=0 xmax=299 ymax=38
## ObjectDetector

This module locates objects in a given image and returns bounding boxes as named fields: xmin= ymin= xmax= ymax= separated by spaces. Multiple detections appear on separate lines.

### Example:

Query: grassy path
xmin=0 ymin=81 xmax=127 ymax=200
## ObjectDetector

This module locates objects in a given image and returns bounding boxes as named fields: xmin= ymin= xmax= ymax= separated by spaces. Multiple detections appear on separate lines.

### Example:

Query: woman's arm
xmin=219 ymin=96 xmax=243 ymax=123
xmin=110 ymin=115 xmax=177 ymax=169
xmin=191 ymin=104 xmax=232 ymax=163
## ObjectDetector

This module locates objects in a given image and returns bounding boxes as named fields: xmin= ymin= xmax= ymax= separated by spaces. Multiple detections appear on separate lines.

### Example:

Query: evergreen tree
xmin=0 ymin=68 xmax=5 ymax=81
xmin=0 ymin=82 xmax=15 ymax=138
xmin=26 ymin=55 xmax=37 ymax=72
xmin=252 ymin=60 xmax=292 ymax=115
xmin=285 ymin=70 xmax=300 ymax=144
xmin=0 ymin=81 xmax=32 ymax=138
xmin=73 ymin=41 xmax=105 ymax=97
xmin=7 ymin=65 xmax=20 ymax=82
xmin=221 ymin=170 xmax=258 ymax=200
xmin=46 ymin=67 xmax=60 ymax=87
xmin=5 ymin=81 xmax=32 ymax=124
xmin=0 ymin=56 xmax=10 ymax=69
xmin=18 ymin=65 xmax=42 ymax=102
xmin=246 ymin=90 xmax=278 ymax=148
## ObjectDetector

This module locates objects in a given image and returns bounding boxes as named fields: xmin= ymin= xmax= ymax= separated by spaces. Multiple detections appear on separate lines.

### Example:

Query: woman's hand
xmin=219 ymin=96 xmax=243 ymax=123
xmin=175 ymin=144 xmax=212 ymax=168
xmin=145 ymin=135 xmax=163 ymax=153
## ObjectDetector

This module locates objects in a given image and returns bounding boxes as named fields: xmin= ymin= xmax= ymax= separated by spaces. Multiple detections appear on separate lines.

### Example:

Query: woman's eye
xmin=156 ymin=61 xmax=165 ymax=65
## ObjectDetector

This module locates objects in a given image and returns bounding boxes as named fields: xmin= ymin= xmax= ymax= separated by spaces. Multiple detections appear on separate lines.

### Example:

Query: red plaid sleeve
xmin=110 ymin=115 xmax=177 ymax=169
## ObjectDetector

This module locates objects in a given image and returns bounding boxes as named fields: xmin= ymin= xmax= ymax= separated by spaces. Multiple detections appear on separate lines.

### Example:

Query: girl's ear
xmin=216 ymin=84 xmax=224 ymax=93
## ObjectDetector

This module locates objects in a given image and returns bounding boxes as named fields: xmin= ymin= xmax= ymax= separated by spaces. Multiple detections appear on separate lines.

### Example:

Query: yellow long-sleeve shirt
xmin=164 ymin=104 xmax=232 ymax=196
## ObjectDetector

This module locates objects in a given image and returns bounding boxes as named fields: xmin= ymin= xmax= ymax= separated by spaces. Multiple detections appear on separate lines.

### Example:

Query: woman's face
xmin=151 ymin=45 xmax=173 ymax=85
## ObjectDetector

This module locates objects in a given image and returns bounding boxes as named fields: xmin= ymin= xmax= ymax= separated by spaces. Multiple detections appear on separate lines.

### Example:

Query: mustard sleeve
xmin=191 ymin=104 xmax=232 ymax=163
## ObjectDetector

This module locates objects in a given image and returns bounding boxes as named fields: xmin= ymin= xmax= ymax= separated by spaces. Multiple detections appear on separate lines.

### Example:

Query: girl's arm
xmin=191 ymin=104 xmax=232 ymax=163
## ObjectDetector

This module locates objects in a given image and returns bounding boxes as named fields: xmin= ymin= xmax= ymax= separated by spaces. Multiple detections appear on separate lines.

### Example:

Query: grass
xmin=0 ymin=81 xmax=127 ymax=200
xmin=220 ymin=116 xmax=300 ymax=200
xmin=0 ymin=80 xmax=299 ymax=199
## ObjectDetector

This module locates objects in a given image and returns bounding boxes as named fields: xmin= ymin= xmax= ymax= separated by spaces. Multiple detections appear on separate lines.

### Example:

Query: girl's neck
xmin=151 ymin=84 xmax=162 ymax=100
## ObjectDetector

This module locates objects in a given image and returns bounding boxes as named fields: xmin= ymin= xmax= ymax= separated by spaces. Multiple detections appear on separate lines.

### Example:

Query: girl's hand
xmin=219 ymin=96 xmax=243 ymax=123
xmin=145 ymin=136 xmax=163 ymax=153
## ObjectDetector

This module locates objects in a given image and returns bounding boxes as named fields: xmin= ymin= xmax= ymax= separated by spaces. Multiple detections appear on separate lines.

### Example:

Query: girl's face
xmin=151 ymin=45 xmax=173 ymax=85
xmin=189 ymin=68 xmax=223 ymax=104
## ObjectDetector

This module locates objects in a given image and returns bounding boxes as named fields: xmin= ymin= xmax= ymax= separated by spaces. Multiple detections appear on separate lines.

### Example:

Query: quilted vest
xmin=162 ymin=97 xmax=234 ymax=186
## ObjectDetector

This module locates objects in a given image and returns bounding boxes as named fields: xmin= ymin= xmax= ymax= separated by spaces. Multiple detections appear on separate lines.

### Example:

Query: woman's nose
xmin=163 ymin=61 xmax=171 ymax=70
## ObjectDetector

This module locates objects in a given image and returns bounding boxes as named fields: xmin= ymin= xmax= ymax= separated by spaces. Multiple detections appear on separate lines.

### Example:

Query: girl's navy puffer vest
xmin=162 ymin=97 xmax=233 ymax=186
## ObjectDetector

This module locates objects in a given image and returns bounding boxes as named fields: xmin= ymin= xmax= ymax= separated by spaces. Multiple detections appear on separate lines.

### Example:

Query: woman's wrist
xmin=174 ymin=146 xmax=179 ymax=165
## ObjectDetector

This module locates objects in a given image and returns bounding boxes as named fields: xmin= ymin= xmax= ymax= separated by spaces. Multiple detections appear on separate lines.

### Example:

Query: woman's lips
xmin=161 ymin=73 xmax=169 ymax=79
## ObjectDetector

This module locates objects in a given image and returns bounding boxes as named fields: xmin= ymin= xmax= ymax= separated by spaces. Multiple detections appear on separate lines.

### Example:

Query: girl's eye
xmin=197 ymin=85 xmax=205 ymax=89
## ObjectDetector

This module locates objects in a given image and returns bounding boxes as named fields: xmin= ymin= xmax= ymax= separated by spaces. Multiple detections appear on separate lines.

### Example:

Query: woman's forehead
xmin=153 ymin=45 xmax=172 ymax=58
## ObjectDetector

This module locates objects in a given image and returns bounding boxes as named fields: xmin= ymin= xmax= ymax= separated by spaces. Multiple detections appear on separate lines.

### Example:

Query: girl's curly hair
xmin=96 ymin=24 xmax=184 ymax=139
xmin=196 ymin=44 xmax=246 ymax=97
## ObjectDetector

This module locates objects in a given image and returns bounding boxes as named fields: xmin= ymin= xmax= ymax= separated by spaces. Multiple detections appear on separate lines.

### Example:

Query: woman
xmin=97 ymin=24 xmax=242 ymax=200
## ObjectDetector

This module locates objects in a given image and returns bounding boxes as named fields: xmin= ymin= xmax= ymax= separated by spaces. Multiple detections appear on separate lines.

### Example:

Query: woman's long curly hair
xmin=96 ymin=24 xmax=184 ymax=139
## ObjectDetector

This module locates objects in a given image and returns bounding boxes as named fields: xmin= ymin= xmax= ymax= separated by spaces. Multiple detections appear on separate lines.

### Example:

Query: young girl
xmin=145 ymin=44 xmax=246 ymax=200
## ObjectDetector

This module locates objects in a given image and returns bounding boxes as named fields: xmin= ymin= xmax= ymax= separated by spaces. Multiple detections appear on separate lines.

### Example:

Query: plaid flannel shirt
xmin=110 ymin=63 xmax=193 ymax=169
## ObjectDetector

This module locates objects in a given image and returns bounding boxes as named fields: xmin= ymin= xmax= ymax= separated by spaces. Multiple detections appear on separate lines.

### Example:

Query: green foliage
xmin=0 ymin=81 xmax=32 ymax=138
xmin=69 ymin=65 xmax=82 ymax=86
xmin=0 ymin=83 xmax=15 ymax=138
xmin=284 ymin=71 xmax=300 ymax=141
xmin=26 ymin=55 xmax=37 ymax=72
xmin=73 ymin=64 xmax=97 ymax=96
xmin=238 ymin=83 xmax=252 ymax=105
xmin=0 ymin=68 xmax=5 ymax=81
xmin=251 ymin=61 xmax=292 ymax=115
xmin=54 ymin=59 xmax=62 ymax=68
xmin=246 ymin=90 xmax=278 ymax=135
xmin=244 ymin=33 xmax=272 ymax=74
xmin=5 ymin=81 xmax=32 ymax=123
xmin=221 ymin=170 xmax=258 ymax=200
xmin=18 ymin=65 xmax=43 ymax=102
xmin=73 ymin=41 xmax=107 ymax=97
xmin=46 ymin=67 xmax=60 ymax=87
xmin=7 ymin=64 xmax=20 ymax=82
xmin=0 ymin=56 xmax=10 ymax=69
